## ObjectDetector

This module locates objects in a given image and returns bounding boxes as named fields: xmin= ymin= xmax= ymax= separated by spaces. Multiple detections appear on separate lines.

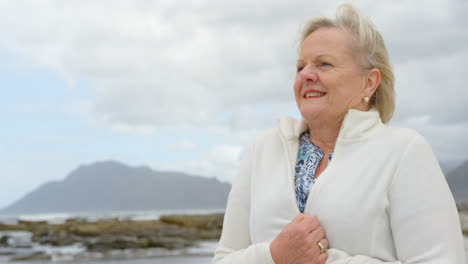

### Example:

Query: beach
xmin=1 ymin=209 xmax=467 ymax=263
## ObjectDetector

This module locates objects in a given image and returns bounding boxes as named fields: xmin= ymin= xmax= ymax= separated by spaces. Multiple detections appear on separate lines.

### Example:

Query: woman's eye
xmin=296 ymin=66 xmax=304 ymax=72
xmin=319 ymin=62 xmax=331 ymax=67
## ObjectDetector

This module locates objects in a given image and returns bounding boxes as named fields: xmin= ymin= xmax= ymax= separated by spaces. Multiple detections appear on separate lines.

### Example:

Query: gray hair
xmin=299 ymin=4 xmax=395 ymax=123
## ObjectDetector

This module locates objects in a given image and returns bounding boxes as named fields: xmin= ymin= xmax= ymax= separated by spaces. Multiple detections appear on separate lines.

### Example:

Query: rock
xmin=85 ymin=235 xmax=141 ymax=251
xmin=457 ymin=201 xmax=468 ymax=211
xmin=145 ymin=236 xmax=194 ymax=250
xmin=160 ymin=214 xmax=224 ymax=229
xmin=0 ymin=249 xmax=17 ymax=256
xmin=0 ymin=235 xmax=10 ymax=246
xmin=10 ymin=251 xmax=51 ymax=261
xmin=0 ymin=213 xmax=224 ymax=255
xmin=460 ymin=211 xmax=468 ymax=236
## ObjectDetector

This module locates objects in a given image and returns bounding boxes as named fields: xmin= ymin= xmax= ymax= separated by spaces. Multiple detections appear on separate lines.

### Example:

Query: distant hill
xmin=1 ymin=159 xmax=465 ymax=215
xmin=0 ymin=161 xmax=231 ymax=215
xmin=446 ymin=160 xmax=468 ymax=203
xmin=439 ymin=160 xmax=464 ymax=176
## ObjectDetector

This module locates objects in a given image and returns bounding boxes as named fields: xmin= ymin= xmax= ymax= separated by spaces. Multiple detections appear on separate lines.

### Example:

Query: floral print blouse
xmin=295 ymin=131 xmax=334 ymax=213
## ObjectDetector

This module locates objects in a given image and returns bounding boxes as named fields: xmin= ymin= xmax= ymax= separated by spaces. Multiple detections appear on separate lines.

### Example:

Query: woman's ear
xmin=364 ymin=68 xmax=381 ymax=98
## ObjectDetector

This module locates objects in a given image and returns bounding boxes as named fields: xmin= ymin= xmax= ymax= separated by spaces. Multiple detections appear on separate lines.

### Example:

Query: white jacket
xmin=213 ymin=108 xmax=465 ymax=264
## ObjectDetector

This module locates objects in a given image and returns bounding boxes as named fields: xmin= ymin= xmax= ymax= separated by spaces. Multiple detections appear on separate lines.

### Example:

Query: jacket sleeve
xmin=212 ymin=142 xmax=276 ymax=264
xmin=325 ymin=134 xmax=466 ymax=264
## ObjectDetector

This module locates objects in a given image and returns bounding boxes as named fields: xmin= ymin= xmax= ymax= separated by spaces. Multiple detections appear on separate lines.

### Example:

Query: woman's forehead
xmin=300 ymin=28 xmax=354 ymax=59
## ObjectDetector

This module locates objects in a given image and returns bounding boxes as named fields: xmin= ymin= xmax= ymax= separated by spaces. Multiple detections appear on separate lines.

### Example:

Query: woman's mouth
xmin=305 ymin=92 xmax=326 ymax=98
xmin=303 ymin=89 xmax=326 ymax=98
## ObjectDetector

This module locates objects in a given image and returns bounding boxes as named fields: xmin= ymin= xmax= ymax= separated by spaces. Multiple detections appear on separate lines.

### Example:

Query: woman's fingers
xmin=271 ymin=214 xmax=328 ymax=264
xmin=309 ymin=226 xmax=325 ymax=242
xmin=316 ymin=238 xmax=328 ymax=258
xmin=317 ymin=238 xmax=328 ymax=251
xmin=297 ymin=214 xmax=320 ymax=232
xmin=293 ymin=213 xmax=305 ymax=223
xmin=317 ymin=251 xmax=328 ymax=264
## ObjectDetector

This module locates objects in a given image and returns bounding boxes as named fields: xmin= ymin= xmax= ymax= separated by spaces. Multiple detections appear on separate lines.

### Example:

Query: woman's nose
xmin=299 ymin=65 xmax=319 ymax=82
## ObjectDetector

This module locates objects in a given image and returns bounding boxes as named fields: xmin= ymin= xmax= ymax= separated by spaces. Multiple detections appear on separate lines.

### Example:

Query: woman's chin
xmin=299 ymin=107 xmax=326 ymax=123
xmin=299 ymin=104 xmax=325 ymax=117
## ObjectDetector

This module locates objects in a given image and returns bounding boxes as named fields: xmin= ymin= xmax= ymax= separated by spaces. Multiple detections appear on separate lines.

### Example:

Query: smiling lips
xmin=303 ymin=89 xmax=326 ymax=99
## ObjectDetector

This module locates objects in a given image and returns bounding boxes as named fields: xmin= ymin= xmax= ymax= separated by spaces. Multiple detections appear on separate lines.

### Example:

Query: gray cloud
xmin=0 ymin=0 xmax=466 ymax=161
xmin=394 ymin=50 xmax=468 ymax=123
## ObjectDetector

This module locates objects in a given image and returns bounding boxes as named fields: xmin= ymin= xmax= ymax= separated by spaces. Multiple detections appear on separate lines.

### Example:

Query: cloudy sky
xmin=1 ymin=0 xmax=467 ymax=209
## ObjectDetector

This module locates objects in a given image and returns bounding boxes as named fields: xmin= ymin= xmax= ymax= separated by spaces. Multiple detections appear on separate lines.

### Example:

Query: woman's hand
xmin=270 ymin=214 xmax=328 ymax=264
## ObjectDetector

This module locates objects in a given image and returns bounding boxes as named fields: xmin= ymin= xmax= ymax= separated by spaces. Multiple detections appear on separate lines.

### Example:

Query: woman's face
xmin=294 ymin=27 xmax=370 ymax=125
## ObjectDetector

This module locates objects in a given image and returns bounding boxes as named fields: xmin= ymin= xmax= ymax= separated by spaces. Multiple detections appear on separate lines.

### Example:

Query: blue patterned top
xmin=295 ymin=131 xmax=334 ymax=213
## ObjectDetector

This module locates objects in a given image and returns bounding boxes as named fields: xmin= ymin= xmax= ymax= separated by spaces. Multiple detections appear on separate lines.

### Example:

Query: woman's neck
xmin=306 ymin=118 xmax=343 ymax=154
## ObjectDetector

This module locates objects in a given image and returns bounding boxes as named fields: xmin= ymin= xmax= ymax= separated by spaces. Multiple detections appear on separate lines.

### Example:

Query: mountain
xmin=2 ymin=159 xmax=465 ymax=215
xmin=0 ymin=161 xmax=231 ymax=215
xmin=445 ymin=160 xmax=468 ymax=203
xmin=439 ymin=160 xmax=464 ymax=176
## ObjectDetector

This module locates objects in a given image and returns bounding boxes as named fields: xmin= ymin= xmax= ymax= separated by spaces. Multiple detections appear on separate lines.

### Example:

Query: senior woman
xmin=213 ymin=4 xmax=465 ymax=264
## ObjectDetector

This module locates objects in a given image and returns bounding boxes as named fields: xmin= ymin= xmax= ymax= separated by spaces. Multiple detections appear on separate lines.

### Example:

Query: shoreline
xmin=1 ymin=210 xmax=466 ymax=262
xmin=460 ymin=210 xmax=468 ymax=236
xmin=0 ymin=213 xmax=223 ymax=262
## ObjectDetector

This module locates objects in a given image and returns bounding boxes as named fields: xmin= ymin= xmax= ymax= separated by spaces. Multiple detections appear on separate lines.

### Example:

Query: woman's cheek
xmin=293 ymin=80 xmax=301 ymax=98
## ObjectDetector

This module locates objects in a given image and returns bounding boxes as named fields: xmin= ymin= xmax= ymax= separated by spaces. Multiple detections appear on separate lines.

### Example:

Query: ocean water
xmin=0 ymin=208 xmax=225 ymax=225
xmin=0 ymin=236 xmax=218 ymax=263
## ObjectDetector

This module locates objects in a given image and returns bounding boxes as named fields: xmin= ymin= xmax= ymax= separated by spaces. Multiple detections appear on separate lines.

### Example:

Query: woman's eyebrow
xmin=316 ymin=54 xmax=337 ymax=60
xmin=297 ymin=54 xmax=338 ymax=63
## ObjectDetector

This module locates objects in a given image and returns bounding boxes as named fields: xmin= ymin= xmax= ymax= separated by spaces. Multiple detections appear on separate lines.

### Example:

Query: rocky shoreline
xmin=460 ymin=212 xmax=468 ymax=237
xmin=458 ymin=202 xmax=468 ymax=236
xmin=0 ymin=209 xmax=466 ymax=262
xmin=0 ymin=214 xmax=223 ymax=261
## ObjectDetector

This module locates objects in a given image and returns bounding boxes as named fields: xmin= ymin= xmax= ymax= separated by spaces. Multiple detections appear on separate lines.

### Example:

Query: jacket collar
xmin=276 ymin=108 xmax=382 ymax=143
